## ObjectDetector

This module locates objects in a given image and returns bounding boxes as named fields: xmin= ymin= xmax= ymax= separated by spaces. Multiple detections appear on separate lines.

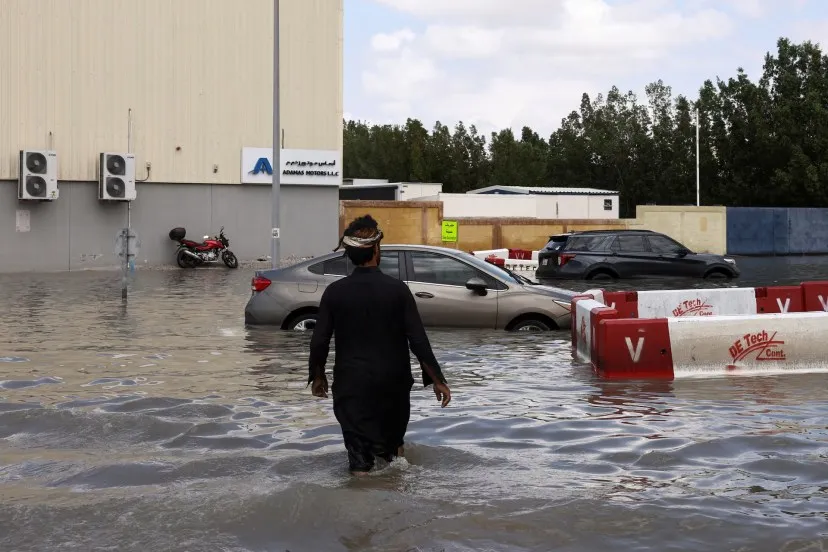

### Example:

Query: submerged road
xmin=1 ymin=257 xmax=828 ymax=551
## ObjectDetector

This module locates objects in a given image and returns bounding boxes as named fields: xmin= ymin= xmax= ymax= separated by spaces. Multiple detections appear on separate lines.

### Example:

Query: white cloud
xmin=372 ymin=0 xmax=563 ymax=24
xmin=357 ymin=0 xmax=738 ymax=136
xmin=726 ymin=0 xmax=765 ymax=17
xmin=370 ymin=28 xmax=416 ymax=51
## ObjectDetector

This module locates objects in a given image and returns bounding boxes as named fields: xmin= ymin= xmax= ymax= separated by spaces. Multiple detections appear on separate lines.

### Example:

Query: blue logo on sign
xmin=250 ymin=157 xmax=273 ymax=175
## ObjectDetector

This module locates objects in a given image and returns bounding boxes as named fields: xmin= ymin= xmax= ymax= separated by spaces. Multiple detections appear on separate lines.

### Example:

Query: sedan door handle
xmin=415 ymin=292 xmax=434 ymax=299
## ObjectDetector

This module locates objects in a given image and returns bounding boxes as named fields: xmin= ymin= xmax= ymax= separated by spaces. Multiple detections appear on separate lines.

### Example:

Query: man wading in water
xmin=308 ymin=214 xmax=452 ymax=475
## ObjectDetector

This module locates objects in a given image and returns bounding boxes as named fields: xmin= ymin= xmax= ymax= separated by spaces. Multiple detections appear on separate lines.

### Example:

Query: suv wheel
xmin=704 ymin=269 xmax=732 ymax=280
xmin=587 ymin=270 xmax=616 ymax=281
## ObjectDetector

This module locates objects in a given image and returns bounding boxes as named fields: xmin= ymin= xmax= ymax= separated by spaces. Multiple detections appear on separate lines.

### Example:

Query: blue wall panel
xmin=726 ymin=207 xmax=780 ymax=255
xmin=772 ymin=209 xmax=790 ymax=255
xmin=727 ymin=207 xmax=828 ymax=255
xmin=787 ymin=208 xmax=828 ymax=254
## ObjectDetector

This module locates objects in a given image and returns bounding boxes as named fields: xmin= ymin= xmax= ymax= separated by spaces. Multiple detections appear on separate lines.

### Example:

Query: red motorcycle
xmin=169 ymin=226 xmax=238 ymax=269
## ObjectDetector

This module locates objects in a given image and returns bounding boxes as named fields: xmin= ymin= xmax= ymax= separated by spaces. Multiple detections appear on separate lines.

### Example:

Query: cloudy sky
xmin=343 ymin=0 xmax=827 ymax=137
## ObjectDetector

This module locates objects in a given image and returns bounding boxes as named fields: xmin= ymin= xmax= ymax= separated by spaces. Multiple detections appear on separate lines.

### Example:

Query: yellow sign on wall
xmin=441 ymin=220 xmax=458 ymax=242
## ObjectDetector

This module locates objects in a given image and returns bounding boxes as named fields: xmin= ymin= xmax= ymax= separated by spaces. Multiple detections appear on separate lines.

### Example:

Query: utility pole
xmin=271 ymin=0 xmax=281 ymax=268
xmin=695 ymin=106 xmax=700 ymax=207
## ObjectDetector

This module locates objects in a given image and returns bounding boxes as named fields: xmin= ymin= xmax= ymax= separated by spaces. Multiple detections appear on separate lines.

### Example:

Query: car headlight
xmin=723 ymin=258 xmax=736 ymax=264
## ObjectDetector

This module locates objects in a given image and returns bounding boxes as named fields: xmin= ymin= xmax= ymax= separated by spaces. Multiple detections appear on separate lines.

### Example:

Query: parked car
xmin=245 ymin=244 xmax=574 ymax=332
xmin=536 ymin=229 xmax=740 ymax=280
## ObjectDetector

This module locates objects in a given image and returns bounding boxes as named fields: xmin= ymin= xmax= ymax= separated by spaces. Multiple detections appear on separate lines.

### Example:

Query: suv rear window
xmin=544 ymin=235 xmax=570 ymax=251
xmin=565 ymin=235 xmax=613 ymax=252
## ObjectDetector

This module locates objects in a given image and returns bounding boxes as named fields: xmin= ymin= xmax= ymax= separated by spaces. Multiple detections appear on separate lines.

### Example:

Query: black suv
xmin=536 ymin=230 xmax=740 ymax=281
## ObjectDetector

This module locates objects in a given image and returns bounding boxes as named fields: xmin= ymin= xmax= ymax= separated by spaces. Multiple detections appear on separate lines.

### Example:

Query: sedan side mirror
xmin=465 ymin=277 xmax=488 ymax=296
xmin=676 ymin=248 xmax=691 ymax=257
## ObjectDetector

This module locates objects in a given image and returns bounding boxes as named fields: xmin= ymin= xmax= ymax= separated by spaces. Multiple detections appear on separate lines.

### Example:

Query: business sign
xmin=441 ymin=220 xmax=458 ymax=242
xmin=241 ymin=147 xmax=342 ymax=186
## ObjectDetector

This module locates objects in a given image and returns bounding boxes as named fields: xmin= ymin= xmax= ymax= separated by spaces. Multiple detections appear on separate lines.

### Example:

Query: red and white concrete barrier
xmin=595 ymin=311 xmax=828 ymax=379
xmin=583 ymin=284 xmax=822 ymax=319
xmin=573 ymin=281 xmax=828 ymax=380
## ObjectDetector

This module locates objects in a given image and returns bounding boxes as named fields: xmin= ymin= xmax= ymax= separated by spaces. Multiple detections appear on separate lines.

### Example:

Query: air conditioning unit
xmin=99 ymin=152 xmax=136 ymax=201
xmin=18 ymin=150 xmax=58 ymax=201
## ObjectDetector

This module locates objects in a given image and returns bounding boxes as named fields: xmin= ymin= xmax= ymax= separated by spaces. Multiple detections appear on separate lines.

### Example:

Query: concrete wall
xmin=629 ymin=205 xmax=727 ymax=255
xmin=339 ymin=200 xmax=626 ymax=252
xmin=2 ymin=181 xmax=339 ymax=273
xmin=430 ymin=193 xmax=620 ymax=219
xmin=726 ymin=207 xmax=828 ymax=255
xmin=0 ymin=0 xmax=343 ymax=184
xmin=340 ymin=201 xmax=443 ymax=247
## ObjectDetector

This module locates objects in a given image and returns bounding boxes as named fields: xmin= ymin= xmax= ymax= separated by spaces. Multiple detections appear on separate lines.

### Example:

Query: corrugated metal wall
xmin=0 ymin=0 xmax=343 ymax=184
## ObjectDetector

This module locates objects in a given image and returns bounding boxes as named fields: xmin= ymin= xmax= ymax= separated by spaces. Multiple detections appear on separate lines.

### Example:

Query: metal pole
xmin=123 ymin=109 xmax=133 ymax=301
xmin=271 ymin=0 xmax=281 ymax=269
xmin=695 ymin=107 xmax=700 ymax=207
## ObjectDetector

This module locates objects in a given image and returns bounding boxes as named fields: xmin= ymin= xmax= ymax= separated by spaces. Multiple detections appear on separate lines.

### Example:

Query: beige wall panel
xmin=0 ymin=0 xmax=343 ymax=184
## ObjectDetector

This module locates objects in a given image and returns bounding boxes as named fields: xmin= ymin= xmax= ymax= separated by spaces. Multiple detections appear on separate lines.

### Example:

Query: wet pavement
xmin=1 ymin=257 xmax=828 ymax=551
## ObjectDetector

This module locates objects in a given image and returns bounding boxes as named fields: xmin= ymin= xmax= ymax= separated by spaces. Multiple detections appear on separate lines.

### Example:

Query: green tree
xmin=341 ymin=37 xmax=828 ymax=213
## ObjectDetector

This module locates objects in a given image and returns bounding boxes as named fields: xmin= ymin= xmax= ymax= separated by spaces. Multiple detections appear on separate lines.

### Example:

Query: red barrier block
xmin=508 ymin=248 xmax=532 ymax=260
xmin=801 ymin=281 xmax=828 ymax=312
xmin=602 ymin=291 xmax=639 ymax=318
xmin=594 ymin=316 xmax=674 ymax=379
xmin=755 ymin=286 xmax=804 ymax=314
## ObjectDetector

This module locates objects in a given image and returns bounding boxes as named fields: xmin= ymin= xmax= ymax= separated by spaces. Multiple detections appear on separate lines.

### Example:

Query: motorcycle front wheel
xmin=222 ymin=251 xmax=239 ymax=269
xmin=176 ymin=249 xmax=196 ymax=269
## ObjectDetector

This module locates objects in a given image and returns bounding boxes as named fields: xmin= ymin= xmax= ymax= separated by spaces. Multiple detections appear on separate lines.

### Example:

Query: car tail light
xmin=251 ymin=276 xmax=271 ymax=292
xmin=558 ymin=253 xmax=576 ymax=267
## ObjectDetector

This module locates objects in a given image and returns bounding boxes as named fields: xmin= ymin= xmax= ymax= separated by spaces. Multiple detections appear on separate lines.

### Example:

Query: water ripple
xmin=1 ymin=266 xmax=828 ymax=550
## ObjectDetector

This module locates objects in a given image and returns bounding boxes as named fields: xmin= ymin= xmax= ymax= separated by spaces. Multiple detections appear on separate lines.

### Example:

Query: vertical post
xmin=123 ymin=108 xmax=133 ymax=301
xmin=271 ymin=0 xmax=281 ymax=269
xmin=695 ymin=106 xmax=700 ymax=207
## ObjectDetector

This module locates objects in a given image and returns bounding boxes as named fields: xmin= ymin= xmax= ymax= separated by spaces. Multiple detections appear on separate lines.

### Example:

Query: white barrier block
xmin=668 ymin=311 xmax=828 ymax=375
xmin=638 ymin=287 xmax=757 ymax=318
xmin=583 ymin=289 xmax=606 ymax=307
xmin=472 ymin=248 xmax=509 ymax=260
xmin=504 ymin=260 xmax=539 ymax=271
xmin=574 ymin=298 xmax=607 ymax=364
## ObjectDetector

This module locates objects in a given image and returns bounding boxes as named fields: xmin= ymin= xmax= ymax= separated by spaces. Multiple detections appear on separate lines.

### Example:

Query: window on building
xmin=604 ymin=199 xmax=613 ymax=210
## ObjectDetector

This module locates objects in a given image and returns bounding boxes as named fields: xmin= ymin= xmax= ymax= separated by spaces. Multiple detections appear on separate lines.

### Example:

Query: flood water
xmin=2 ymin=257 xmax=828 ymax=551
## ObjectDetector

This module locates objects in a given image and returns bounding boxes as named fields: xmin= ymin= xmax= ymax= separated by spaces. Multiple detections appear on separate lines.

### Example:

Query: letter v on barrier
xmin=776 ymin=297 xmax=790 ymax=313
xmin=820 ymin=295 xmax=828 ymax=311
xmin=624 ymin=337 xmax=644 ymax=363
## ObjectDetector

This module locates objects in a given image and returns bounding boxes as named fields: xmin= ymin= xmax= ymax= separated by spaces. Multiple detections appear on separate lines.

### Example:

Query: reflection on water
xmin=1 ymin=261 xmax=828 ymax=551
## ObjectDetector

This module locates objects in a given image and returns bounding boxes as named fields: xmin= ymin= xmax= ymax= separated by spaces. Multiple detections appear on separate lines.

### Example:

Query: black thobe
xmin=308 ymin=265 xmax=447 ymax=472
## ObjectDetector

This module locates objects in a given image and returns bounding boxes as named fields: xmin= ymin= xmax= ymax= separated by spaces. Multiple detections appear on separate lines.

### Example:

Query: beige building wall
xmin=629 ymin=205 xmax=727 ymax=254
xmin=0 ymin=0 xmax=343 ymax=184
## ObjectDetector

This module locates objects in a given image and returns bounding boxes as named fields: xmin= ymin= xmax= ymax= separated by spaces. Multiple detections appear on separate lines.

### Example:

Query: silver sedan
xmin=244 ymin=244 xmax=575 ymax=332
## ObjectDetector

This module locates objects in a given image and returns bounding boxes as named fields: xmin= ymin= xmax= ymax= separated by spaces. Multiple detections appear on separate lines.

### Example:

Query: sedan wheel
xmin=289 ymin=314 xmax=318 ymax=331
xmin=511 ymin=319 xmax=552 ymax=332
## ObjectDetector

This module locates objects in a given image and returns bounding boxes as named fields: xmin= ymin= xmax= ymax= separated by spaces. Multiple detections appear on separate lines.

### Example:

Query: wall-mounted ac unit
xmin=99 ymin=152 xmax=136 ymax=201
xmin=18 ymin=150 xmax=58 ymax=201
